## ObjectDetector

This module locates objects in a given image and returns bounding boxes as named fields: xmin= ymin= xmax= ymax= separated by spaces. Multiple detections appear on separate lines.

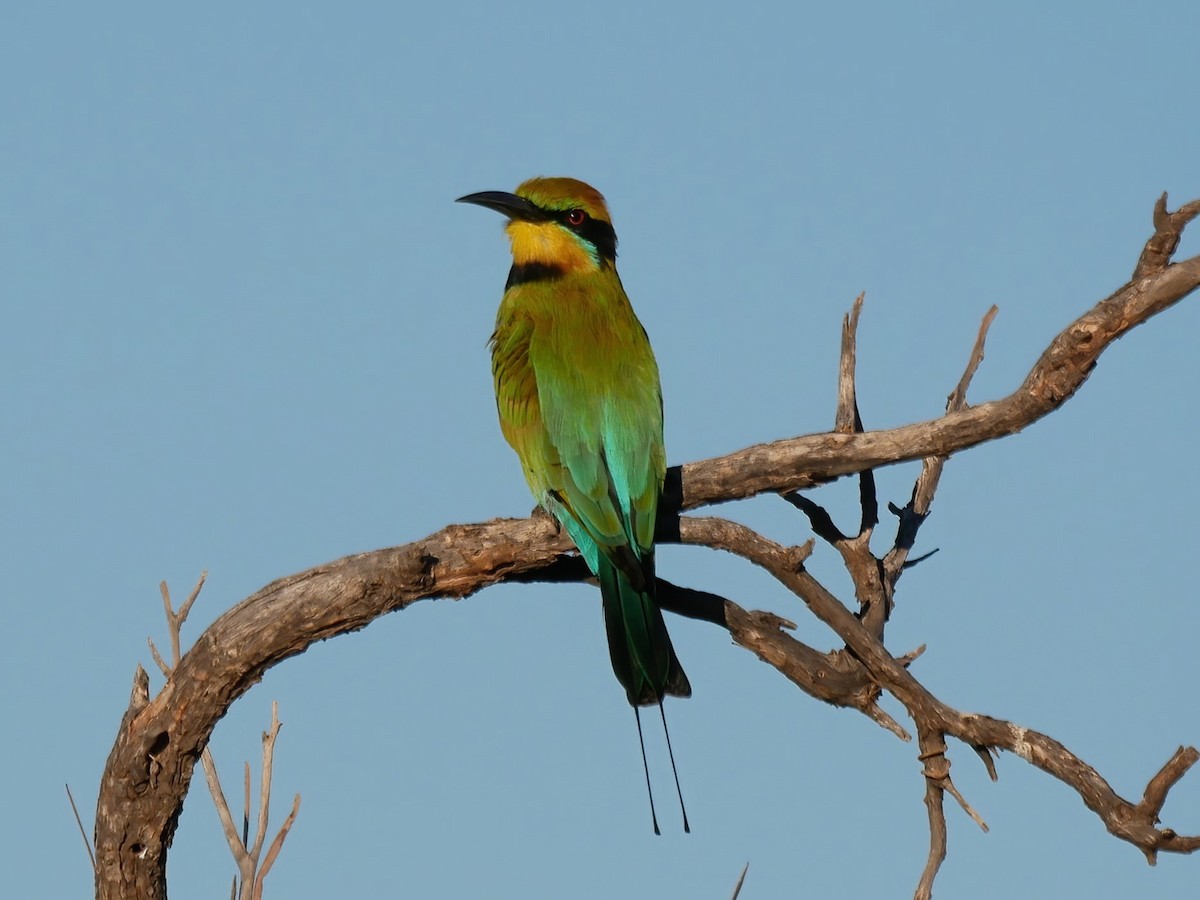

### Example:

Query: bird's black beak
xmin=456 ymin=191 xmax=549 ymax=222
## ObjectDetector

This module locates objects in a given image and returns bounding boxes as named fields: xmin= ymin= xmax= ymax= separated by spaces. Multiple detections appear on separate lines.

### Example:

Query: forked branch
xmin=95 ymin=195 xmax=1200 ymax=899
xmin=149 ymin=577 xmax=300 ymax=900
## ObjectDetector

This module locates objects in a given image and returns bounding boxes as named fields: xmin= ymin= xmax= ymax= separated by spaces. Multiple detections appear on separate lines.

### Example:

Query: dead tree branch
xmin=67 ymin=783 xmax=97 ymax=874
xmin=675 ymin=516 xmax=1200 ymax=888
xmin=200 ymin=702 xmax=300 ymax=900
xmin=150 ymin=577 xmax=300 ymax=900
xmin=679 ymin=198 xmax=1200 ymax=505
xmin=95 ymin=196 xmax=1200 ymax=899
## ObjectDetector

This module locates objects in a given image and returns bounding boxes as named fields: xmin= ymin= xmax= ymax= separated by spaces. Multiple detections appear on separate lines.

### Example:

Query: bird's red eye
xmin=565 ymin=208 xmax=586 ymax=226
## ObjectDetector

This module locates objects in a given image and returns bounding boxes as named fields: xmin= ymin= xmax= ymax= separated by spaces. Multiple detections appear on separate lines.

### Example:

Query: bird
xmin=457 ymin=177 xmax=691 ymax=834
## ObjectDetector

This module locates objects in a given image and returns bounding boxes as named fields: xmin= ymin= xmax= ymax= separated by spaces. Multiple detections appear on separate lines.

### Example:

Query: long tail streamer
xmin=659 ymin=702 xmax=690 ymax=833
xmin=634 ymin=707 xmax=661 ymax=835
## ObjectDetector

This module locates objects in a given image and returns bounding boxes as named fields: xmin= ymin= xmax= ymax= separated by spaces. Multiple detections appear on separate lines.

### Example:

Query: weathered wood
xmin=96 ymin=196 xmax=1200 ymax=899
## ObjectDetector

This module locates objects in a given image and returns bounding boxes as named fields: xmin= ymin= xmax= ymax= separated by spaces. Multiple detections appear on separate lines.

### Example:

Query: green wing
xmin=492 ymin=276 xmax=689 ymax=705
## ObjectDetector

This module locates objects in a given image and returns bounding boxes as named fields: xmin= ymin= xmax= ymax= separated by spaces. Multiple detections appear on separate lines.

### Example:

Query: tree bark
xmin=95 ymin=195 xmax=1200 ymax=899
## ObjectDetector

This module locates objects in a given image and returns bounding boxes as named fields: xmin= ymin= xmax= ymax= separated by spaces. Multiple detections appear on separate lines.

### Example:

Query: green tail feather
xmin=598 ymin=555 xmax=691 ymax=707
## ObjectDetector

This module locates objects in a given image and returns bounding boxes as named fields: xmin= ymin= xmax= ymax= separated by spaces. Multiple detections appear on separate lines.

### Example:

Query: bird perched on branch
xmin=458 ymin=177 xmax=691 ymax=833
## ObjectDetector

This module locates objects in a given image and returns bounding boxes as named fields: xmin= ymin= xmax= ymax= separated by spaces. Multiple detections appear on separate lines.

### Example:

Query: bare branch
xmin=66 ymin=783 xmax=96 ymax=873
xmin=799 ymin=301 xmax=1004 ymax=898
xmin=1133 ymin=193 xmax=1200 ymax=280
xmin=681 ymin=518 xmax=908 ymax=739
xmin=94 ymin=196 xmax=1200 ymax=899
xmin=680 ymin=233 xmax=1200 ymax=506
xmin=242 ymin=763 xmax=251 ymax=850
xmin=1138 ymin=747 xmax=1200 ymax=824
xmin=835 ymin=293 xmax=879 ymax=537
xmin=781 ymin=491 xmax=845 ymax=544
xmin=883 ymin=304 xmax=998 ymax=583
xmin=948 ymin=305 xmax=999 ymax=411
xmin=835 ymin=292 xmax=865 ymax=435
xmin=915 ymin=730 xmax=949 ymax=900
xmin=784 ymin=299 xmax=1001 ymax=650
xmin=729 ymin=861 xmax=750 ymax=900
xmin=200 ymin=748 xmax=248 ymax=876
xmin=147 ymin=638 xmax=170 ymax=679
xmin=254 ymin=793 xmax=301 ymax=898
xmin=178 ymin=572 xmax=208 ymax=625
xmin=973 ymin=744 xmax=999 ymax=782
xmin=249 ymin=704 xmax=281 ymax=860
xmin=129 ymin=664 xmax=149 ymax=713
xmin=153 ymin=577 xmax=297 ymax=899
xmin=918 ymin=734 xmax=988 ymax=834
xmin=159 ymin=582 xmax=178 ymax=666
xmin=681 ymin=511 xmax=1200 ymax=875
xmin=158 ymin=572 xmax=207 ymax=669
xmin=200 ymin=707 xmax=299 ymax=900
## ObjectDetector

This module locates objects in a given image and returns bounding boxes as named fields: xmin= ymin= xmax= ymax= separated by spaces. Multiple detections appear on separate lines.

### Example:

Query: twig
xmin=65 ymin=783 xmax=96 ymax=873
xmin=147 ymin=637 xmax=170 ymax=679
xmin=200 ymin=747 xmax=245 ymax=874
xmin=250 ymin=704 xmax=282 ymax=861
xmin=1133 ymin=193 xmax=1200 ymax=280
xmin=947 ymin=306 xmax=999 ymax=410
xmin=1138 ymin=746 xmax=1199 ymax=822
xmin=729 ymin=861 xmax=750 ymax=900
xmin=154 ymin=578 xmax=299 ymax=899
xmin=159 ymin=572 xmax=207 ymax=667
xmin=200 ymin=703 xmax=299 ymax=900
xmin=973 ymin=745 xmax=999 ymax=782
xmin=684 ymin=518 xmax=909 ymax=739
xmin=837 ymin=293 xmax=879 ymax=536
xmin=781 ymin=491 xmax=845 ymax=544
xmin=255 ymin=793 xmax=302 ymax=898
xmin=918 ymin=734 xmax=988 ymax=833
xmin=835 ymin=293 xmax=865 ymax=435
xmin=149 ymin=571 xmax=207 ymax=674
xmin=243 ymin=762 xmax=251 ymax=849
xmin=883 ymin=305 xmax=998 ymax=583
xmin=678 ymin=514 xmax=1200 ymax=889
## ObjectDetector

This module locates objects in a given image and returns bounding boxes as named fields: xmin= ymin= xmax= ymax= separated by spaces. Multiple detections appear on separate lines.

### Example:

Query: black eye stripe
xmin=552 ymin=209 xmax=617 ymax=261
xmin=579 ymin=218 xmax=617 ymax=261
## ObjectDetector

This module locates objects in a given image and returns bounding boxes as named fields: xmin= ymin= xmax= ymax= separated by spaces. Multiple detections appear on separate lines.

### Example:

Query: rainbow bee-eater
xmin=458 ymin=177 xmax=690 ymax=833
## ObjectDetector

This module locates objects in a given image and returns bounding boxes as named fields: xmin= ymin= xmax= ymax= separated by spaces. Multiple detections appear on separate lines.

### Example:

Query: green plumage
xmin=492 ymin=266 xmax=690 ymax=705
xmin=463 ymin=177 xmax=690 ymax=708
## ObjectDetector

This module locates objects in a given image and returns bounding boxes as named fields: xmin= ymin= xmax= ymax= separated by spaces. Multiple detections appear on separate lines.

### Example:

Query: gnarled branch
xmin=95 ymin=196 xmax=1200 ymax=899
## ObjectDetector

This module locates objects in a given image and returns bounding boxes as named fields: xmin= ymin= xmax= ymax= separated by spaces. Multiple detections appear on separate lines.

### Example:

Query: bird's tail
xmin=598 ymin=553 xmax=691 ymax=832
xmin=597 ymin=553 xmax=690 ymax=707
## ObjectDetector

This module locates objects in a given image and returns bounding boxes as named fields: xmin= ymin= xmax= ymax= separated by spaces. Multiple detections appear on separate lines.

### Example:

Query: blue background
xmin=3 ymin=2 xmax=1198 ymax=897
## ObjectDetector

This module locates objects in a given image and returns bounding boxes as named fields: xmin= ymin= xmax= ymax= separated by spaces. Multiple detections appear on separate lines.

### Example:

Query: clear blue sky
xmin=4 ymin=3 xmax=1198 ymax=898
